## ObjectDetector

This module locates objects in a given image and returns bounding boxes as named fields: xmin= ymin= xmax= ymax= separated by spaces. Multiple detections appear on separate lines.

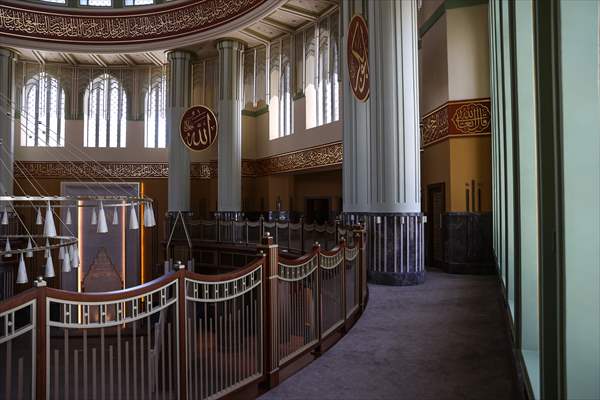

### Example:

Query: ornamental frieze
xmin=421 ymin=98 xmax=491 ymax=148
xmin=254 ymin=142 xmax=342 ymax=176
xmin=13 ymin=143 xmax=343 ymax=179
xmin=0 ymin=0 xmax=266 ymax=44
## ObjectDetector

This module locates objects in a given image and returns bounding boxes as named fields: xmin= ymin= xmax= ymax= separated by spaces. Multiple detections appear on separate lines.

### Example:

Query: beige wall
xmin=419 ymin=13 xmax=449 ymax=115
xmin=420 ymin=140 xmax=450 ymax=212
xmin=446 ymin=4 xmax=490 ymax=101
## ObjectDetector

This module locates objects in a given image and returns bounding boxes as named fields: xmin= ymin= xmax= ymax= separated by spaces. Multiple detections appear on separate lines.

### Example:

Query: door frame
xmin=427 ymin=182 xmax=446 ymax=269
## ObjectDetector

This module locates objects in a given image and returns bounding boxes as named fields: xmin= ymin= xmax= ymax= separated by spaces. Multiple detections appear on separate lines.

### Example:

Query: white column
xmin=216 ymin=40 xmax=244 ymax=213
xmin=342 ymin=1 xmax=424 ymax=285
xmin=0 ymin=49 xmax=15 ymax=196
xmin=166 ymin=50 xmax=192 ymax=212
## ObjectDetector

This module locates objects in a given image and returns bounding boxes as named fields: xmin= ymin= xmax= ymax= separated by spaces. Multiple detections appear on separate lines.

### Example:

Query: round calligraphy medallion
xmin=347 ymin=14 xmax=370 ymax=102
xmin=180 ymin=105 xmax=218 ymax=152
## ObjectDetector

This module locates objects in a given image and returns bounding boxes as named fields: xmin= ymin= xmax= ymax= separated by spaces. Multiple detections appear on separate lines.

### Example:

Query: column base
xmin=343 ymin=212 xmax=426 ymax=286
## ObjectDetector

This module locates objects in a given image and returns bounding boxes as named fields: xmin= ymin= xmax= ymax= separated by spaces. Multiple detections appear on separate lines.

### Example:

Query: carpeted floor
xmin=259 ymin=270 xmax=522 ymax=400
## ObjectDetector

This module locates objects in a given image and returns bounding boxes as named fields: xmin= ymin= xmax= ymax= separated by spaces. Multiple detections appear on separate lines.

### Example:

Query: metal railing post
xmin=258 ymin=233 xmax=279 ymax=388
xmin=314 ymin=242 xmax=322 ymax=352
xmin=34 ymin=277 xmax=47 ymax=400
xmin=300 ymin=217 xmax=305 ymax=254
xmin=340 ymin=238 xmax=347 ymax=331
xmin=175 ymin=261 xmax=187 ymax=400
xmin=352 ymin=225 xmax=367 ymax=310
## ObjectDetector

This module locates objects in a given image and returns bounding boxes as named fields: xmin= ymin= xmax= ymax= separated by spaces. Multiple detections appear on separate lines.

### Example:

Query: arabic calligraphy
xmin=0 ymin=0 xmax=264 ymax=43
xmin=451 ymin=103 xmax=491 ymax=134
xmin=180 ymin=105 xmax=218 ymax=152
xmin=347 ymin=14 xmax=369 ymax=102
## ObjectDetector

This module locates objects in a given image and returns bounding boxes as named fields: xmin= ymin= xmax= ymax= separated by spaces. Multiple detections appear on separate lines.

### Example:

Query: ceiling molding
xmin=279 ymin=4 xmax=318 ymax=22
xmin=261 ymin=17 xmax=295 ymax=34
xmin=240 ymin=29 xmax=271 ymax=46
xmin=31 ymin=50 xmax=45 ymax=65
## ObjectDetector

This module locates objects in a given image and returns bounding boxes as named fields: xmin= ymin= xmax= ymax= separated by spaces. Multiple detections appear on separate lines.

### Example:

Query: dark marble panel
xmin=343 ymin=212 xmax=426 ymax=286
xmin=442 ymin=212 xmax=494 ymax=274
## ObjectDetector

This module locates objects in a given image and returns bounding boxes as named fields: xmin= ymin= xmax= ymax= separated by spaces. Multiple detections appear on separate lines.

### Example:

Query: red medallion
xmin=180 ymin=105 xmax=218 ymax=152
xmin=347 ymin=14 xmax=370 ymax=102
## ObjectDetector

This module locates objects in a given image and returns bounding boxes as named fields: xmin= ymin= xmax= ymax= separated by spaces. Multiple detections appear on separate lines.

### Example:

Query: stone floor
xmin=260 ymin=269 xmax=522 ymax=400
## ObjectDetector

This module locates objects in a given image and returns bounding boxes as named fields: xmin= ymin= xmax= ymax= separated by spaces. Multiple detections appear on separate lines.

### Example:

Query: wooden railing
xmin=165 ymin=215 xmax=352 ymax=253
xmin=0 ymin=226 xmax=367 ymax=400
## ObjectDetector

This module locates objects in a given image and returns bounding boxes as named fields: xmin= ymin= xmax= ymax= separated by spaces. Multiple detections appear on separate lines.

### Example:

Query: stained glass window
xmin=144 ymin=73 xmax=167 ymax=148
xmin=124 ymin=0 xmax=153 ymax=5
xmin=21 ymin=73 xmax=65 ymax=147
xmin=83 ymin=74 xmax=127 ymax=148
xmin=80 ymin=0 xmax=111 ymax=6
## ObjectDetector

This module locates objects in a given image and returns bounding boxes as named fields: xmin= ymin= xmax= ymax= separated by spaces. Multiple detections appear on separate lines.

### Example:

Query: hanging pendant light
xmin=58 ymin=240 xmax=65 ymax=260
xmin=35 ymin=207 xmax=43 ymax=225
xmin=43 ymin=201 xmax=57 ymax=238
xmin=16 ymin=254 xmax=28 ymax=284
xmin=129 ymin=205 xmax=139 ymax=230
xmin=26 ymin=238 xmax=34 ymax=258
xmin=65 ymin=207 xmax=72 ymax=225
xmin=45 ymin=253 xmax=55 ymax=278
xmin=91 ymin=207 xmax=98 ymax=225
xmin=44 ymin=238 xmax=50 ymax=259
xmin=97 ymin=202 xmax=108 ymax=234
xmin=149 ymin=203 xmax=156 ymax=227
xmin=143 ymin=202 xmax=152 ymax=228
xmin=62 ymin=248 xmax=71 ymax=273
xmin=3 ymin=238 xmax=11 ymax=257
xmin=71 ymin=244 xmax=80 ymax=269
xmin=1 ymin=207 xmax=8 ymax=225
xmin=112 ymin=206 xmax=119 ymax=225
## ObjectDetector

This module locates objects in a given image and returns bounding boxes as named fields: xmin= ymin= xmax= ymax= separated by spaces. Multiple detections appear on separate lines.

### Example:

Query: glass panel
xmin=80 ymin=0 xmax=112 ymax=6
xmin=514 ymin=1 xmax=540 ymax=398
xmin=83 ymin=74 xmax=126 ymax=148
xmin=560 ymin=2 xmax=600 ymax=399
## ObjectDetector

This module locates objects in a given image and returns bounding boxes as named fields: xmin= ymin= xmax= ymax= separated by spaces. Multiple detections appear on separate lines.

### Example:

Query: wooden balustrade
xmin=0 ymin=225 xmax=367 ymax=400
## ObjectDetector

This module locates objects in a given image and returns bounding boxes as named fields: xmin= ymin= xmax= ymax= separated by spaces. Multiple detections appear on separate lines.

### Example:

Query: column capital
xmin=0 ymin=48 xmax=17 ymax=60
xmin=216 ymin=39 xmax=245 ymax=52
xmin=165 ymin=50 xmax=193 ymax=62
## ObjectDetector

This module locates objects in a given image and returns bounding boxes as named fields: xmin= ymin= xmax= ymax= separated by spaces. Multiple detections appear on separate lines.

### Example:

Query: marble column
xmin=0 ymin=48 xmax=15 ymax=196
xmin=216 ymin=39 xmax=244 ymax=215
xmin=342 ymin=0 xmax=425 ymax=285
xmin=166 ymin=50 xmax=192 ymax=212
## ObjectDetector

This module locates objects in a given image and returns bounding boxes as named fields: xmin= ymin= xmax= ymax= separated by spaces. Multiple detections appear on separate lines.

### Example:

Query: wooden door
xmin=427 ymin=183 xmax=445 ymax=269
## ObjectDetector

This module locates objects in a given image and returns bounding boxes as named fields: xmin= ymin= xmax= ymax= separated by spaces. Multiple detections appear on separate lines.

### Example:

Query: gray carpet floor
xmin=260 ymin=270 xmax=521 ymax=400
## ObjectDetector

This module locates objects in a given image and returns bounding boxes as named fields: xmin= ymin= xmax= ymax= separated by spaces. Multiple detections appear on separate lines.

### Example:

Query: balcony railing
xmin=0 ymin=227 xmax=368 ymax=400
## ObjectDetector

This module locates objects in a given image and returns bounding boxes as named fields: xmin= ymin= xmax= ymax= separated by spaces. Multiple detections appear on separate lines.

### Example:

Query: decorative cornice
xmin=254 ymin=142 xmax=342 ymax=176
xmin=13 ymin=142 xmax=343 ymax=179
xmin=0 ymin=0 xmax=267 ymax=46
xmin=421 ymin=98 xmax=491 ymax=148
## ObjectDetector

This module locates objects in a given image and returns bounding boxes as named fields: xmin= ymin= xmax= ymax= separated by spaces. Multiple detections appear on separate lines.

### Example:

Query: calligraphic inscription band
xmin=180 ymin=105 xmax=218 ymax=152
xmin=347 ymin=14 xmax=370 ymax=102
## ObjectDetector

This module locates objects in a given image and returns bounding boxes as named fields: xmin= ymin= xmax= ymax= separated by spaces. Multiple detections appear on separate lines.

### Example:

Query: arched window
xmin=144 ymin=74 xmax=167 ymax=148
xmin=83 ymin=73 xmax=127 ymax=148
xmin=279 ymin=57 xmax=292 ymax=137
xmin=21 ymin=72 xmax=65 ymax=147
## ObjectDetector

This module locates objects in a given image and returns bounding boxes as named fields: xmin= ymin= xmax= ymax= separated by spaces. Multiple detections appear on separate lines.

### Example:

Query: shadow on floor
xmin=260 ymin=270 xmax=522 ymax=400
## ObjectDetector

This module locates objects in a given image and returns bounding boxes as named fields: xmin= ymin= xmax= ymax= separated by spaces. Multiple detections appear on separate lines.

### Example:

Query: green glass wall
xmin=489 ymin=0 xmax=599 ymax=398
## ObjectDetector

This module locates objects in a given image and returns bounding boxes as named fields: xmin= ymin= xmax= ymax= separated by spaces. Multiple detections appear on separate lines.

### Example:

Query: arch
xmin=83 ymin=73 xmax=127 ymax=148
xmin=20 ymin=72 xmax=66 ymax=147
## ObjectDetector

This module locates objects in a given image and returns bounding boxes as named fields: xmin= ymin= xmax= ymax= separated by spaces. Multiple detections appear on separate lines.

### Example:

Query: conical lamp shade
xmin=143 ymin=203 xmax=152 ymax=227
xmin=62 ymin=248 xmax=71 ymax=273
xmin=16 ymin=254 xmax=28 ymax=284
xmin=4 ymin=238 xmax=11 ymax=257
xmin=25 ymin=238 xmax=34 ymax=258
xmin=71 ymin=244 xmax=79 ymax=269
xmin=91 ymin=208 xmax=98 ymax=225
xmin=112 ymin=206 xmax=119 ymax=225
xmin=97 ymin=202 xmax=108 ymax=234
xmin=65 ymin=207 xmax=72 ymax=225
xmin=58 ymin=241 xmax=65 ymax=260
xmin=35 ymin=207 xmax=43 ymax=225
xmin=149 ymin=203 xmax=156 ymax=227
xmin=129 ymin=205 xmax=139 ymax=230
xmin=43 ymin=202 xmax=57 ymax=238
xmin=44 ymin=239 xmax=50 ymax=259
xmin=1 ymin=208 xmax=8 ymax=225
xmin=45 ymin=253 xmax=55 ymax=278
